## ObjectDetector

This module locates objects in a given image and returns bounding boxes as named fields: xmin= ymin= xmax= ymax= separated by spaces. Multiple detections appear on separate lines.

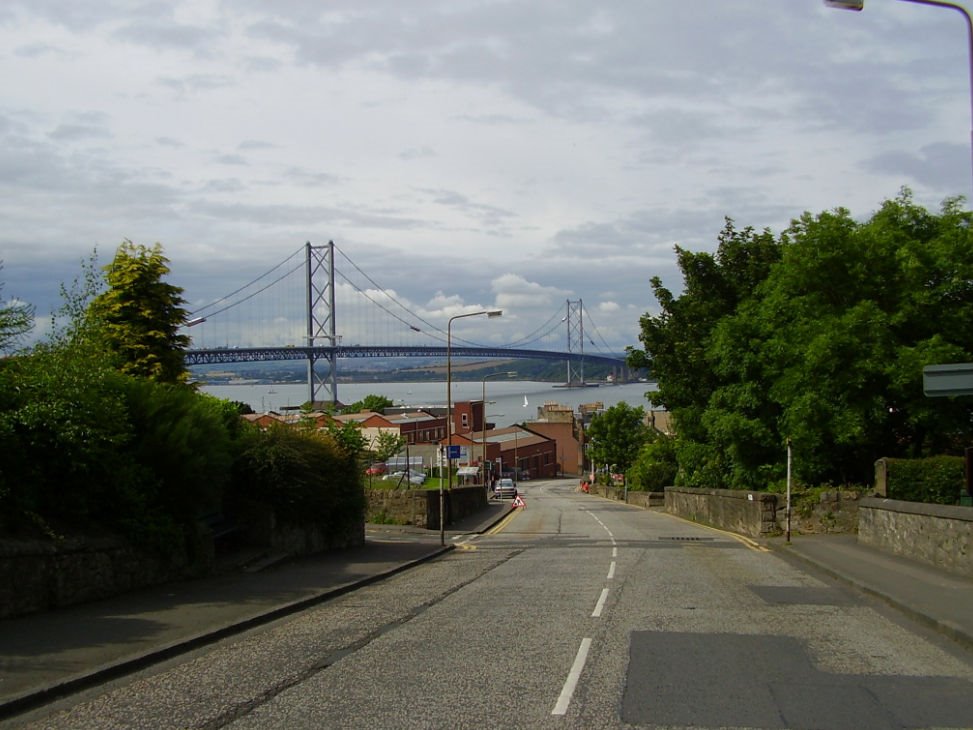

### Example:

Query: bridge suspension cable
xmin=188 ymin=245 xmax=305 ymax=319
xmin=333 ymin=244 xmax=444 ymax=335
xmin=577 ymin=305 xmax=618 ymax=356
xmin=184 ymin=241 xmax=629 ymax=404
xmin=334 ymin=243 xmax=528 ymax=348
xmin=333 ymin=267 xmax=449 ymax=345
xmin=502 ymin=308 xmax=565 ymax=348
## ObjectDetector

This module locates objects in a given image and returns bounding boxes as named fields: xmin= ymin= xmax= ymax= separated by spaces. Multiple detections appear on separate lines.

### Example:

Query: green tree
xmin=635 ymin=190 xmax=973 ymax=490
xmin=0 ymin=336 xmax=136 ymax=534
xmin=626 ymin=432 xmax=677 ymax=491
xmin=0 ymin=253 xmax=133 ymax=534
xmin=87 ymin=241 xmax=191 ymax=384
xmin=585 ymin=402 xmax=649 ymax=474
xmin=344 ymin=394 xmax=394 ymax=414
xmin=628 ymin=219 xmax=781 ymax=485
xmin=325 ymin=418 xmax=369 ymax=457
xmin=373 ymin=430 xmax=406 ymax=463
xmin=0 ymin=263 xmax=34 ymax=353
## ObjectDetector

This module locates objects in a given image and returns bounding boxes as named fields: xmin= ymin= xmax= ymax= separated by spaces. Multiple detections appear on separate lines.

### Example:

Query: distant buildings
xmin=244 ymin=397 xmax=670 ymax=481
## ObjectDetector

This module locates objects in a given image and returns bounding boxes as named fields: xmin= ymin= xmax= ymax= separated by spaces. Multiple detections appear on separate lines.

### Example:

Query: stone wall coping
xmin=664 ymin=486 xmax=777 ymax=503
xmin=861 ymin=497 xmax=973 ymax=523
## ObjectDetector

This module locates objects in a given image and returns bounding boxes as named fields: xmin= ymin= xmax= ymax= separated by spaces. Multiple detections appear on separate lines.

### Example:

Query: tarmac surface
xmin=2 ymin=498 xmax=972 ymax=722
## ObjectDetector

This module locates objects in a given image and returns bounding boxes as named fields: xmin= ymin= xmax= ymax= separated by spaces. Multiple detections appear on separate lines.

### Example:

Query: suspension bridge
xmin=183 ymin=242 xmax=628 ymax=405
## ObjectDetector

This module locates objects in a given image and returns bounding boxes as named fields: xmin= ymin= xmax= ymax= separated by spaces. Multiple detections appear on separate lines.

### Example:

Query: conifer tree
xmin=88 ymin=241 xmax=190 ymax=383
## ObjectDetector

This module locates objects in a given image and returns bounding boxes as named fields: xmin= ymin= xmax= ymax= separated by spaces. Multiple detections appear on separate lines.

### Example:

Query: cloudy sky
xmin=1 ymin=0 xmax=970 ymax=354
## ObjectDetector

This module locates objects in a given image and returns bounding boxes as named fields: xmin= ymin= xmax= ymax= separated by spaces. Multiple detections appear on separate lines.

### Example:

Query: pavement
xmin=0 ymin=503 xmax=514 ymax=721
xmin=764 ymin=532 xmax=973 ymax=653
xmin=2 ymin=499 xmax=973 ymax=722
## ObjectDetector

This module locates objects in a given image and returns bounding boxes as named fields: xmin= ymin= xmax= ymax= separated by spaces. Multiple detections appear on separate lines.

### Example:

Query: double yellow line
xmin=485 ymin=508 xmax=520 ymax=535
xmin=664 ymin=512 xmax=770 ymax=552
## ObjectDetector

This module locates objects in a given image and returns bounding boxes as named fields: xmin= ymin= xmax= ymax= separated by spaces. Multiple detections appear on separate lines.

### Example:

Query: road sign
xmin=922 ymin=363 xmax=973 ymax=397
xmin=448 ymin=445 xmax=462 ymax=459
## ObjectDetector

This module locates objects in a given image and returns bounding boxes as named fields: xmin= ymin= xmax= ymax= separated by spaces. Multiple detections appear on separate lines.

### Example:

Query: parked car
xmin=384 ymin=470 xmax=426 ymax=485
xmin=366 ymin=463 xmax=386 ymax=476
xmin=493 ymin=478 xmax=517 ymax=499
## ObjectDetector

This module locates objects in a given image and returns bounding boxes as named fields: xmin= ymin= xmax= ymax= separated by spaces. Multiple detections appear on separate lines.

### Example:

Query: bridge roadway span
xmin=184 ymin=344 xmax=624 ymax=367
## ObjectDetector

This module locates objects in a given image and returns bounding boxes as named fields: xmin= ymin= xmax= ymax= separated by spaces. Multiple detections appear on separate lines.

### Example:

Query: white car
xmin=493 ymin=478 xmax=517 ymax=499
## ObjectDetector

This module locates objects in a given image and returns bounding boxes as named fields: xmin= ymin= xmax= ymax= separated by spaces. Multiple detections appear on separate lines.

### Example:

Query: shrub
xmin=121 ymin=381 xmax=237 ymax=522
xmin=231 ymin=423 xmax=365 ymax=530
xmin=886 ymin=455 xmax=964 ymax=504
xmin=626 ymin=434 xmax=677 ymax=491
xmin=0 ymin=341 xmax=136 ymax=534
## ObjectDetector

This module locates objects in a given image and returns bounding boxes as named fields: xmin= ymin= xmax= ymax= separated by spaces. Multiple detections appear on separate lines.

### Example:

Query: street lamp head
xmin=449 ymin=309 xmax=503 ymax=327
xmin=823 ymin=0 xmax=864 ymax=9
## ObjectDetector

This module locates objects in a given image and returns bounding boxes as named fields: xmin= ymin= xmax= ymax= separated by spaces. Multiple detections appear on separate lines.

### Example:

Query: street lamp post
xmin=825 ymin=0 xmax=973 ymax=192
xmin=442 ymin=309 xmax=503 ymax=546
xmin=480 ymin=371 xmax=517 ymax=490
xmin=513 ymin=427 xmax=519 ymax=482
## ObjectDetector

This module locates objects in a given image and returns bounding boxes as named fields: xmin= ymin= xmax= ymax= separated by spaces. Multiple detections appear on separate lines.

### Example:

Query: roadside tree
xmin=626 ymin=432 xmax=677 ymax=491
xmin=585 ymin=402 xmax=649 ymax=476
xmin=631 ymin=190 xmax=973 ymax=489
xmin=87 ymin=241 xmax=191 ymax=384
xmin=344 ymin=394 xmax=394 ymax=414
xmin=373 ymin=430 xmax=407 ymax=464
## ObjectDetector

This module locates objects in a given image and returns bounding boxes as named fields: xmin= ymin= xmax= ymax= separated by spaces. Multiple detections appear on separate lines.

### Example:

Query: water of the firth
xmin=200 ymin=380 xmax=656 ymax=428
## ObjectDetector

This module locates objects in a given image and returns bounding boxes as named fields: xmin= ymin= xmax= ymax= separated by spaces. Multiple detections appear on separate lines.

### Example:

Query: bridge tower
xmin=306 ymin=241 xmax=338 ymax=407
xmin=565 ymin=299 xmax=585 ymax=386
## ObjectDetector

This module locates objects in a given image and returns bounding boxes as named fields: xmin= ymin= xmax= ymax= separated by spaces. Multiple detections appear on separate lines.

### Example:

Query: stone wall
xmin=858 ymin=497 xmax=973 ymax=578
xmin=789 ymin=490 xmax=863 ymax=534
xmin=366 ymin=486 xmax=488 ymax=529
xmin=0 ymin=516 xmax=367 ymax=620
xmin=589 ymin=483 xmax=665 ymax=508
xmin=239 ymin=509 xmax=365 ymax=556
xmin=664 ymin=487 xmax=780 ymax=538
xmin=0 ymin=534 xmax=195 ymax=620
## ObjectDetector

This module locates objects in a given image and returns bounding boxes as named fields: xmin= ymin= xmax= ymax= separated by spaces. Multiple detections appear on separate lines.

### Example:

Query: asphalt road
xmin=12 ymin=480 xmax=973 ymax=729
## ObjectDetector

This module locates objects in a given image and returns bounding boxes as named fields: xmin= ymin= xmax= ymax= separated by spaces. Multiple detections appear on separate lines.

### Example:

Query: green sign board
xmin=922 ymin=363 xmax=973 ymax=397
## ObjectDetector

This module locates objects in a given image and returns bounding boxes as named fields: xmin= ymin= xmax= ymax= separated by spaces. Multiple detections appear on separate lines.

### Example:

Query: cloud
xmin=113 ymin=20 xmax=221 ymax=53
xmin=1 ymin=0 xmax=969 ymax=357
xmin=863 ymin=142 xmax=970 ymax=194
xmin=399 ymin=145 xmax=435 ymax=160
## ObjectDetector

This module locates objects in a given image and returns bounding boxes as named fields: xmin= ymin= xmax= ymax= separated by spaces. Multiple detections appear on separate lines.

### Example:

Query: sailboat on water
xmin=523 ymin=395 xmax=529 ymax=407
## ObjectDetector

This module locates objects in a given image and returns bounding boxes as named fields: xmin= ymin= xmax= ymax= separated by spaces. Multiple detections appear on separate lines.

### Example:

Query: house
xmin=526 ymin=419 xmax=581 ymax=476
xmin=523 ymin=401 xmax=583 ymax=476
xmin=481 ymin=424 xmax=559 ymax=480
xmin=332 ymin=411 xmax=402 ymax=450
xmin=646 ymin=409 xmax=674 ymax=436
xmin=384 ymin=410 xmax=447 ymax=445
xmin=242 ymin=411 xmax=334 ymax=430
